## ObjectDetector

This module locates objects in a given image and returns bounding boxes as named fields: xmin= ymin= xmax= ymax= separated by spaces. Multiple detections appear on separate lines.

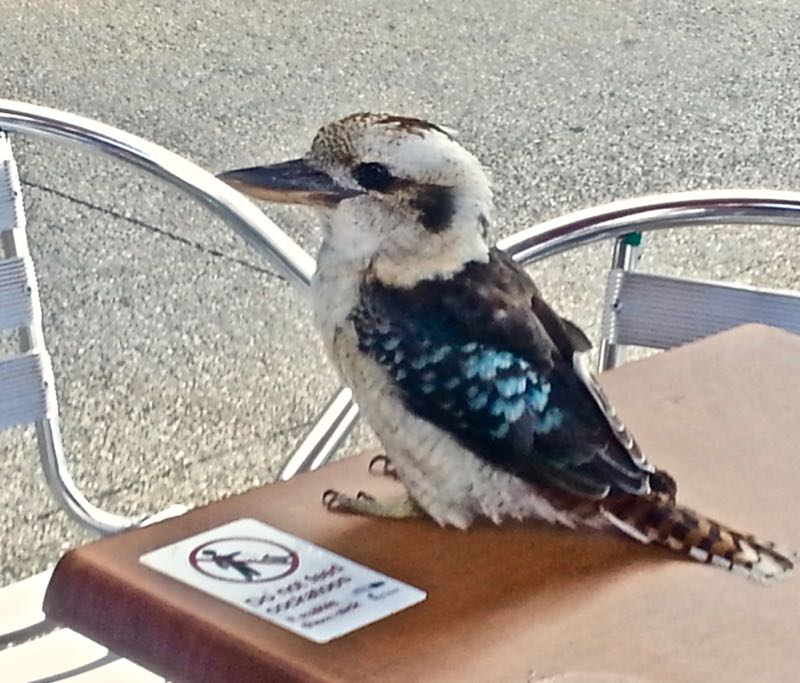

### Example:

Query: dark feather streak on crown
xmin=374 ymin=115 xmax=454 ymax=139
xmin=339 ymin=113 xmax=453 ymax=139
xmin=312 ymin=113 xmax=452 ymax=166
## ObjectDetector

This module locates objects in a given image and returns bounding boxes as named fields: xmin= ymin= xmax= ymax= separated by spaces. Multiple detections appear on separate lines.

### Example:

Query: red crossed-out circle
xmin=188 ymin=536 xmax=300 ymax=583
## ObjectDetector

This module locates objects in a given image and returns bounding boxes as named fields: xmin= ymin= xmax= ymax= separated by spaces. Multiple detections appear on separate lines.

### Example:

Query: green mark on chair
xmin=621 ymin=232 xmax=642 ymax=247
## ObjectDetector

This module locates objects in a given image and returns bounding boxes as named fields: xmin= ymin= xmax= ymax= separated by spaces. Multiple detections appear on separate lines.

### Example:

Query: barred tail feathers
xmin=602 ymin=495 xmax=795 ymax=583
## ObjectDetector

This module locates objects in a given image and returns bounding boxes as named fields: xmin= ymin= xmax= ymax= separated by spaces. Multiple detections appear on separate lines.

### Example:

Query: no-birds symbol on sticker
xmin=188 ymin=537 xmax=300 ymax=583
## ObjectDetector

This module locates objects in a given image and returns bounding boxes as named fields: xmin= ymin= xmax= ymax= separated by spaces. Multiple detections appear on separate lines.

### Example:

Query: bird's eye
xmin=353 ymin=162 xmax=394 ymax=192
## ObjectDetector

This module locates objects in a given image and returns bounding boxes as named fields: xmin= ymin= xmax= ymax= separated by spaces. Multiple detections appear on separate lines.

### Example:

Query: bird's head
xmin=219 ymin=113 xmax=493 ymax=286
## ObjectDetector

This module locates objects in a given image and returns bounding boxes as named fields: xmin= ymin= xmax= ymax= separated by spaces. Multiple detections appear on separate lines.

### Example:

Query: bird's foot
xmin=322 ymin=489 xmax=423 ymax=519
xmin=368 ymin=453 xmax=398 ymax=479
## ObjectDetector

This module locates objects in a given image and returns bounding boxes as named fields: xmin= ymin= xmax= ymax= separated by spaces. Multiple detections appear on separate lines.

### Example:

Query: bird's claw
xmin=323 ymin=488 xmax=376 ymax=510
xmin=321 ymin=487 xmax=423 ymax=520
xmin=322 ymin=488 xmax=342 ymax=509
xmin=368 ymin=454 xmax=398 ymax=479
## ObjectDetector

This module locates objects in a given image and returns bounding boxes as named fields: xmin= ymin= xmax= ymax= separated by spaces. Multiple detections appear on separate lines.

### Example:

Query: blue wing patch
xmin=355 ymin=319 xmax=564 ymax=448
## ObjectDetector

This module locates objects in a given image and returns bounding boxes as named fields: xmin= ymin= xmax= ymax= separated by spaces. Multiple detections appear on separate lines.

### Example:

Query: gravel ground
xmin=1 ymin=0 xmax=798 ymax=585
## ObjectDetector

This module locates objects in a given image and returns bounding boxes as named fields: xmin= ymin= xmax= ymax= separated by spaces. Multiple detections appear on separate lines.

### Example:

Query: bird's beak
xmin=217 ymin=158 xmax=362 ymax=207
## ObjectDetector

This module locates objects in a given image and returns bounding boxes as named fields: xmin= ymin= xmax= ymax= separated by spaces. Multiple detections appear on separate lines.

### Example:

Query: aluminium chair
xmin=0 ymin=100 xmax=314 ymax=682
xmin=1 ymin=98 xmax=800 ymax=681
xmin=0 ymin=131 xmax=166 ymax=681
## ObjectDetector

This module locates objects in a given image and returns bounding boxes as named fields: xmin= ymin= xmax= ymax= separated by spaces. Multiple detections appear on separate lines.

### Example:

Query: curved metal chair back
xmin=1 ymin=130 xmax=141 ymax=537
xmin=498 ymin=191 xmax=800 ymax=369
xmin=0 ymin=99 xmax=315 ymax=678
xmin=0 ymin=99 xmax=315 ymax=536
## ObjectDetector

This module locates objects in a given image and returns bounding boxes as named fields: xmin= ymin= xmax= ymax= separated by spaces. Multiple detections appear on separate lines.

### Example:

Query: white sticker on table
xmin=139 ymin=518 xmax=426 ymax=643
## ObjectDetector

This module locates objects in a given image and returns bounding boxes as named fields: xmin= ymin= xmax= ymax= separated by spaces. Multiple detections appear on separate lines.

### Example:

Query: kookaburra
xmin=219 ymin=113 xmax=794 ymax=582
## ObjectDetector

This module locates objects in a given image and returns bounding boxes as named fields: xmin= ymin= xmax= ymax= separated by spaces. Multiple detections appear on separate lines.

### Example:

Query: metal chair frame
xmin=0 ymin=102 xmax=316 ymax=680
xmin=0 ymin=99 xmax=313 ymax=537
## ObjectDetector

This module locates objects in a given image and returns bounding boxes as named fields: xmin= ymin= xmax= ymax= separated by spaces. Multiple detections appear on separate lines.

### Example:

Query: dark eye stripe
xmin=412 ymin=185 xmax=455 ymax=233
xmin=353 ymin=162 xmax=395 ymax=192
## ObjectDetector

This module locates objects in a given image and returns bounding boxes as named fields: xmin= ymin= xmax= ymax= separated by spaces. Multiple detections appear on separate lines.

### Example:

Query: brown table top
xmin=44 ymin=325 xmax=800 ymax=683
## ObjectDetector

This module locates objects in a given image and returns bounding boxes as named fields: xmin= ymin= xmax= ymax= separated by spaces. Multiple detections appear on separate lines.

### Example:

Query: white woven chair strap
xmin=602 ymin=268 xmax=800 ymax=349
xmin=0 ymin=351 xmax=57 ymax=429
xmin=0 ymin=256 xmax=36 ymax=330
xmin=0 ymin=131 xmax=26 ymax=233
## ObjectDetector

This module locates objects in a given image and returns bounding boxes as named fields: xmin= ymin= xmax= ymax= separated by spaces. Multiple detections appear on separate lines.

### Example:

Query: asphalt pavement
xmin=1 ymin=1 xmax=798 ymax=585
